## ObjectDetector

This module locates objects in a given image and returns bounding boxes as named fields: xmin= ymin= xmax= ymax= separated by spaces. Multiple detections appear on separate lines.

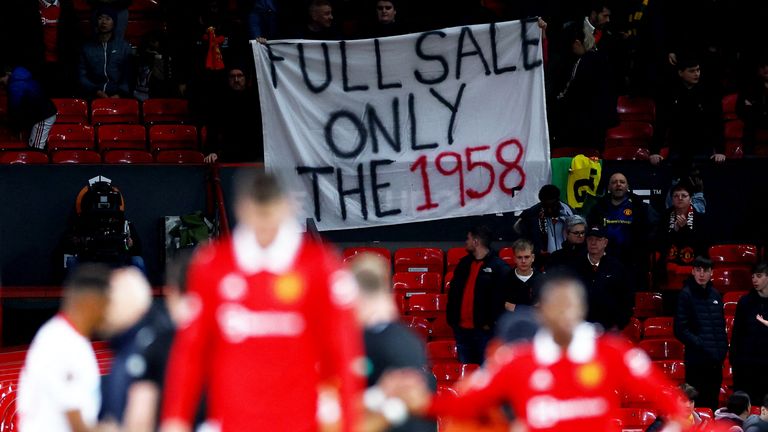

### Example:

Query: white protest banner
xmin=253 ymin=19 xmax=550 ymax=231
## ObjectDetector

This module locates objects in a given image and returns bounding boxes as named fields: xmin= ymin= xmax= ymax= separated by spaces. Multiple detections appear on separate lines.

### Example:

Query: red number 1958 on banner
xmin=409 ymin=139 xmax=526 ymax=212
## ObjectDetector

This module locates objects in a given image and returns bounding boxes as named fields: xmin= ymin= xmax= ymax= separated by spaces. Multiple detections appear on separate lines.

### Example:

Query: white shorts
xmin=28 ymin=114 xmax=57 ymax=150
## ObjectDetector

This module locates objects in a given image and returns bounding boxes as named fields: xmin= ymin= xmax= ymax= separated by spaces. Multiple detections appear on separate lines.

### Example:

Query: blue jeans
xmin=453 ymin=327 xmax=493 ymax=365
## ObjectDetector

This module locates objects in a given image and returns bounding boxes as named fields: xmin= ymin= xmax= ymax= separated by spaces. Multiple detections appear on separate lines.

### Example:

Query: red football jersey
xmin=162 ymin=225 xmax=364 ymax=431
xmin=430 ymin=324 xmax=686 ymax=432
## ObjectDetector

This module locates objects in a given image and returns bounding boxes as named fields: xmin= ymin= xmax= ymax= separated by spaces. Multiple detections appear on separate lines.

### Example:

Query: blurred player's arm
xmin=160 ymin=256 xmax=214 ymax=432
xmin=319 ymin=269 xmax=366 ymax=432
xmin=65 ymin=410 xmax=99 ymax=432
xmin=122 ymin=381 xmax=160 ymax=432
xmin=381 ymin=366 xmax=510 ymax=420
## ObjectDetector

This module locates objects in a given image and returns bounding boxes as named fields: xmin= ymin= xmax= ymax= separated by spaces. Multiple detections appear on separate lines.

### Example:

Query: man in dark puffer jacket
xmin=674 ymin=256 xmax=728 ymax=412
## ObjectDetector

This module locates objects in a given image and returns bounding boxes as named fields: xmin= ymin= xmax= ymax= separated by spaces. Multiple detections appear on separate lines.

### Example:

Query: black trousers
xmin=686 ymin=361 xmax=723 ymax=412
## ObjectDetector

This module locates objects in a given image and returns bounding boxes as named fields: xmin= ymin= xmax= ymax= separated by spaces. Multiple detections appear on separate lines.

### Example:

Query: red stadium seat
xmin=498 ymin=247 xmax=516 ymax=267
xmin=0 ymin=150 xmax=49 ymax=164
xmin=709 ymin=244 xmax=758 ymax=266
xmin=432 ymin=362 xmax=479 ymax=383
xmin=342 ymin=247 xmax=391 ymax=262
xmin=638 ymin=338 xmax=684 ymax=361
xmin=725 ymin=315 xmax=735 ymax=340
xmin=97 ymin=124 xmax=147 ymax=151
xmin=393 ymin=272 xmax=442 ymax=296
xmin=142 ymin=98 xmax=191 ymax=124
xmin=605 ymin=122 xmax=653 ymax=149
xmin=406 ymin=294 xmax=447 ymax=319
xmin=52 ymin=98 xmax=89 ymax=124
xmin=149 ymin=124 xmax=199 ymax=152
xmin=724 ymin=119 xmax=744 ymax=139
xmin=103 ymin=149 xmax=154 ymax=164
xmin=91 ymin=98 xmax=140 ymax=124
xmin=427 ymin=341 xmax=458 ymax=363
xmin=550 ymin=147 xmax=600 ymax=159
xmin=154 ymin=150 xmax=206 ymax=164
xmin=403 ymin=316 xmax=430 ymax=340
xmin=428 ymin=316 xmax=454 ymax=341
xmin=394 ymin=248 xmax=444 ymax=273
xmin=394 ymin=293 xmax=408 ymax=316
xmin=443 ymin=271 xmax=453 ymax=292
xmin=665 ymin=263 xmax=692 ymax=290
xmin=722 ymin=94 xmax=738 ymax=121
xmin=0 ymin=137 xmax=26 ymax=151
xmin=446 ymin=247 xmax=468 ymax=273
xmin=723 ymin=291 xmax=747 ymax=316
xmin=653 ymin=360 xmax=686 ymax=384
xmin=618 ymin=408 xmax=657 ymax=430
xmin=642 ymin=317 xmax=674 ymax=339
xmin=723 ymin=358 xmax=733 ymax=387
xmin=51 ymin=149 xmax=101 ymax=164
xmin=47 ymin=124 xmax=95 ymax=151
xmin=711 ymin=267 xmax=752 ymax=293
xmin=617 ymin=96 xmax=656 ymax=123
xmin=622 ymin=317 xmax=642 ymax=343
xmin=634 ymin=292 xmax=663 ymax=319
xmin=602 ymin=146 xmax=650 ymax=161
xmin=620 ymin=391 xmax=654 ymax=408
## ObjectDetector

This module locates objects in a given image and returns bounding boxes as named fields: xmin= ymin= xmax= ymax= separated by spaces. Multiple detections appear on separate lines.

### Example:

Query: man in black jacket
xmin=588 ymin=172 xmax=656 ymax=289
xmin=505 ymin=238 xmax=544 ymax=310
xmin=673 ymin=256 xmax=728 ymax=411
xmin=575 ymin=226 xmax=634 ymax=331
xmin=730 ymin=261 xmax=768 ymax=404
xmin=547 ymin=215 xmax=588 ymax=271
xmin=446 ymin=226 xmax=511 ymax=364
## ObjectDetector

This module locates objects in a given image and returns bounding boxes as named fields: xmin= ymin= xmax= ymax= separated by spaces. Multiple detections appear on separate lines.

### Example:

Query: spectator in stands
xmin=514 ymin=184 xmax=574 ymax=259
xmin=673 ymin=256 xmax=728 ymax=411
xmin=650 ymin=54 xmax=726 ymax=174
xmin=715 ymin=391 xmax=752 ymax=430
xmin=0 ymin=64 xmax=57 ymax=149
xmin=446 ymin=225 xmax=510 ymax=364
xmin=301 ymin=0 xmax=341 ymax=40
xmin=730 ymin=262 xmax=768 ymax=404
xmin=177 ymin=0 xmax=246 ymax=124
xmin=658 ymin=181 xmax=706 ymax=268
xmin=367 ymin=0 xmax=406 ymax=38
xmin=240 ymin=0 xmax=278 ymax=40
xmin=665 ymin=164 xmax=706 ymax=213
xmin=99 ymin=267 xmax=172 ymax=429
xmin=588 ymin=172 xmax=656 ymax=285
xmin=87 ymin=0 xmax=131 ymax=40
xmin=645 ymin=383 xmax=707 ymax=432
xmin=505 ymin=238 xmax=543 ymax=311
xmin=574 ymin=226 xmax=634 ymax=331
xmin=550 ymin=20 xmax=618 ymax=151
xmin=547 ymin=214 xmax=588 ymax=270
xmin=134 ymin=31 xmax=176 ymax=100
xmin=737 ymin=51 xmax=768 ymax=155
xmin=17 ymin=263 xmax=112 ymax=432
xmin=381 ymin=273 xmax=689 ymax=431
xmin=203 ymin=64 xmax=263 ymax=163
xmin=349 ymin=253 xmax=436 ymax=432
xmin=160 ymin=172 xmax=363 ymax=432
xmin=744 ymin=395 xmax=768 ymax=432
xmin=78 ymin=7 xmax=134 ymax=99
xmin=582 ymin=0 xmax=612 ymax=52
xmin=37 ymin=0 xmax=81 ymax=97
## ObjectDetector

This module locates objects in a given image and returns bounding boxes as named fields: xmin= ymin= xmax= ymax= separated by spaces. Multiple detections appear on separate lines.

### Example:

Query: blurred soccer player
xmin=381 ymin=273 xmax=688 ymax=431
xmin=18 ymin=263 xmax=112 ymax=432
xmin=160 ymin=172 xmax=364 ymax=432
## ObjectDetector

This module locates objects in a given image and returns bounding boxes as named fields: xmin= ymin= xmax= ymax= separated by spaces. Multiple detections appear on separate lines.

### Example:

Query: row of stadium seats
xmin=0 ymin=149 xmax=205 ymax=164
xmin=0 ymin=123 xmax=201 ymax=154
xmin=52 ymin=98 xmax=191 ymax=126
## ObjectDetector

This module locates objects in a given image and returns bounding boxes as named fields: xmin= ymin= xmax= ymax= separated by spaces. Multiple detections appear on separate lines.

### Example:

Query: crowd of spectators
xmin=1 ymin=0 xmax=767 ymax=164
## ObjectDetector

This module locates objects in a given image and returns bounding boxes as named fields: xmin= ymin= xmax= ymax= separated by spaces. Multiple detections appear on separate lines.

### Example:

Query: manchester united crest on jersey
xmin=576 ymin=362 xmax=604 ymax=389
xmin=274 ymin=273 xmax=304 ymax=304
